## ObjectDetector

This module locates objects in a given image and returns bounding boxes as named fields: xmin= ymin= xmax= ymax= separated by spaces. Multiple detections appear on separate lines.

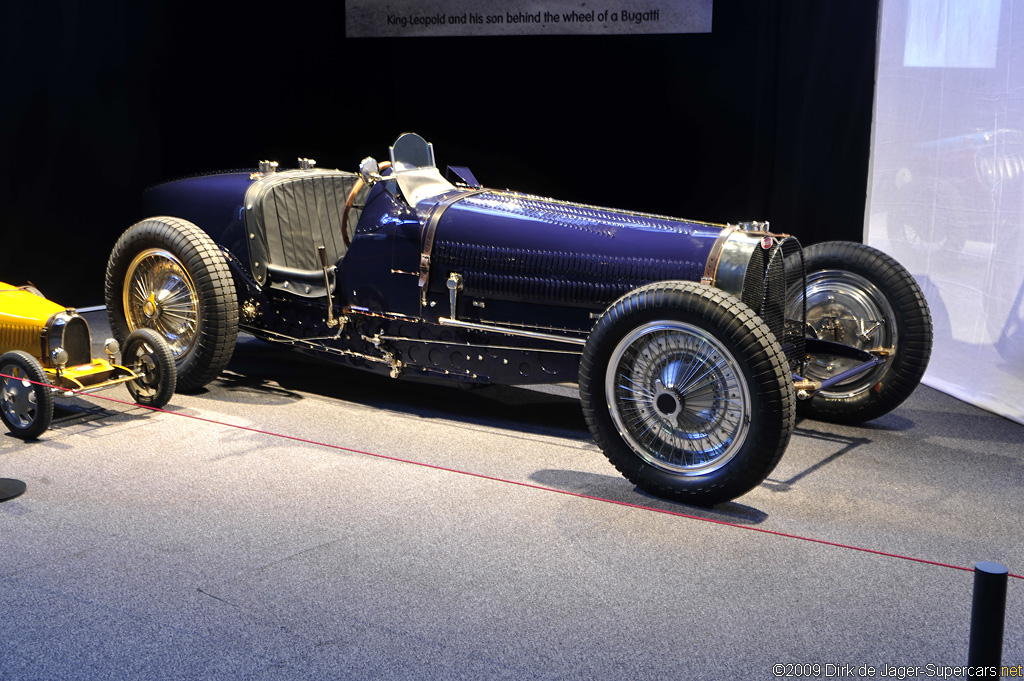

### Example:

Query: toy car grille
xmin=62 ymin=316 xmax=92 ymax=366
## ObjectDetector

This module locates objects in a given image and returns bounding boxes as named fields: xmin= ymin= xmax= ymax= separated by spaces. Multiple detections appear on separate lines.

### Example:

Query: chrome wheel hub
xmin=1 ymin=366 xmax=37 ymax=428
xmin=606 ymin=321 xmax=751 ymax=476
xmin=653 ymin=379 xmax=684 ymax=420
xmin=787 ymin=270 xmax=897 ymax=398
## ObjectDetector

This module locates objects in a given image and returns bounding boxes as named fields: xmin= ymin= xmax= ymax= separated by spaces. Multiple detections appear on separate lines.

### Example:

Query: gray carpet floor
xmin=1 ymin=311 xmax=1021 ymax=680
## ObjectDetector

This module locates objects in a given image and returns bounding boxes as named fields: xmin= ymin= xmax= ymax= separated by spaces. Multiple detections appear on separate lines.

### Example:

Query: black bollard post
xmin=0 ymin=478 xmax=26 ymax=502
xmin=967 ymin=561 xmax=1008 ymax=668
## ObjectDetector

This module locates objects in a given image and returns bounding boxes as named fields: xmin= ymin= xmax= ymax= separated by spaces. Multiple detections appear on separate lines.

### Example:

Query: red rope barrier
xmin=4 ymin=372 xmax=1022 ymax=580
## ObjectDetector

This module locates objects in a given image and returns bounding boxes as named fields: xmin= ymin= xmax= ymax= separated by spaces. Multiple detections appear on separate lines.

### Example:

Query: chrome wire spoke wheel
xmin=0 ymin=365 xmax=36 ymax=428
xmin=788 ymin=269 xmax=897 ymax=399
xmin=581 ymin=281 xmax=793 ymax=505
xmin=605 ymin=321 xmax=751 ymax=476
xmin=123 ymin=248 xmax=199 ymax=358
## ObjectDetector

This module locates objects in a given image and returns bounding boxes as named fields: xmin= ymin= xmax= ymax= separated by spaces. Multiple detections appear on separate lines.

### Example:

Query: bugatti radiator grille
xmin=62 ymin=316 xmax=93 ymax=366
xmin=744 ymin=236 xmax=805 ymax=366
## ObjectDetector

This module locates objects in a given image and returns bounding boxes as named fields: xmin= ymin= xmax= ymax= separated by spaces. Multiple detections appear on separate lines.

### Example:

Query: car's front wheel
xmin=123 ymin=328 xmax=177 ymax=408
xmin=0 ymin=351 xmax=54 ymax=440
xmin=579 ymin=282 xmax=795 ymax=506
xmin=106 ymin=217 xmax=238 ymax=392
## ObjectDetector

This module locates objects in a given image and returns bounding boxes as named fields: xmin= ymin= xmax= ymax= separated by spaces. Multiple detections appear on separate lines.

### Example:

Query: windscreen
xmin=388 ymin=133 xmax=456 ymax=209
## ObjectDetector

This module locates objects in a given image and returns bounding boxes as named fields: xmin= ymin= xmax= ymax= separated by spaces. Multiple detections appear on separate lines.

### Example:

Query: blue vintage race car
xmin=105 ymin=133 xmax=932 ymax=505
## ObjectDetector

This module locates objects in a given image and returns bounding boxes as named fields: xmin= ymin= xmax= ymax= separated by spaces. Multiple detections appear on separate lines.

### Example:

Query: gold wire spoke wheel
xmin=106 ymin=218 xmax=239 ymax=392
xmin=122 ymin=248 xmax=199 ymax=359
xmin=605 ymin=321 xmax=752 ymax=477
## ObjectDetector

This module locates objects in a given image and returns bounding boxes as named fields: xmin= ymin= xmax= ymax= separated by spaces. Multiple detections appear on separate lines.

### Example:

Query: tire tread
xmin=580 ymin=281 xmax=794 ymax=505
xmin=105 ymin=217 xmax=239 ymax=391
xmin=797 ymin=241 xmax=932 ymax=424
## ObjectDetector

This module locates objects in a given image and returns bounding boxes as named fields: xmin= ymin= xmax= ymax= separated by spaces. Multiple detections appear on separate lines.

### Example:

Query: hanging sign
xmin=345 ymin=0 xmax=712 ymax=37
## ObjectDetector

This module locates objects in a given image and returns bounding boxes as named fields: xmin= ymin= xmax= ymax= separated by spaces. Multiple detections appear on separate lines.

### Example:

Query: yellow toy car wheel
xmin=0 ymin=350 xmax=54 ymax=439
xmin=122 ymin=328 xmax=177 ymax=408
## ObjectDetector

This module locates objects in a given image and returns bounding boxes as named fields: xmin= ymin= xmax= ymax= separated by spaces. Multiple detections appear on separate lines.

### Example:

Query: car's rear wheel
xmin=123 ymin=328 xmax=177 ymax=408
xmin=0 ymin=351 xmax=54 ymax=440
xmin=786 ymin=241 xmax=932 ymax=423
xmin=579 ymin=281 xmax=794 ymax=506
xmin=106 ymin=217 xmax=238 ymax=392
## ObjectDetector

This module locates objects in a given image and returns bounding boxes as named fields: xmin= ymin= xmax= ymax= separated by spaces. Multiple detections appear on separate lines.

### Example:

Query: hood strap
xmin=419 ymin=189 xmax=489 ymax=305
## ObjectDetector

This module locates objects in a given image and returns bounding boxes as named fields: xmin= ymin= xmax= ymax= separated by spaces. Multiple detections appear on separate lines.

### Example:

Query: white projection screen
xmin=868 ymin=0 xmax=1024 ymax=424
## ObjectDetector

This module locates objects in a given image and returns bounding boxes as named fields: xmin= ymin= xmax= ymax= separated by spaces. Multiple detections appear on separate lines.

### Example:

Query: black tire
xmin=0 ymin=351 xmax=54 ymax=440
xmin=787 ymin=241 xmax=932 ymax=423
xmin=105 ymin=217 xmax=238 ymax=392
xmin=123 ymin=328 xmax=177 ymax=408
xmin=579 ymin=281 xmax=795 ymax=506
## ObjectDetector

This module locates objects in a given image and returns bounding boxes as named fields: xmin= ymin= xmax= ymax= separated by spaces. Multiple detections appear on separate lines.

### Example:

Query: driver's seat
xmin=244 ymin=168 xmax=362 ymax=297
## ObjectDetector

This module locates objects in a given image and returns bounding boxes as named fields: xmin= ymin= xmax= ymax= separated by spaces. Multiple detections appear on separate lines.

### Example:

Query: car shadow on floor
xmin=527 ymin=467 xmax=771 ymax=524
xmin=214 ymin=336 xmax=885 ymax=522
xmin=761 ymin=425 xmax=872 ymax=493
xmin=0 ymin=396 xmax=172 ymax=451
xmin=211 ymin=335 xmax=592 ymax=442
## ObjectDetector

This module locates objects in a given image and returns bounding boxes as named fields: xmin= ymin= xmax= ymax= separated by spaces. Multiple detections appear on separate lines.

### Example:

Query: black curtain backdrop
xmin=1 ymin=0 xmax=879 ymax=306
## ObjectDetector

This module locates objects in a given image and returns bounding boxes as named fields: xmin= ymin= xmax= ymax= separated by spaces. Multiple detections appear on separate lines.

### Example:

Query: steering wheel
xmin=342 ymin=161 xmax=391 ymax=248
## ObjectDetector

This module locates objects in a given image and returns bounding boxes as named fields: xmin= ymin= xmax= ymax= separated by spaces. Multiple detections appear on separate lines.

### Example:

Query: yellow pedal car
xmin=0 ymin=281 xmax=176 ymax=439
